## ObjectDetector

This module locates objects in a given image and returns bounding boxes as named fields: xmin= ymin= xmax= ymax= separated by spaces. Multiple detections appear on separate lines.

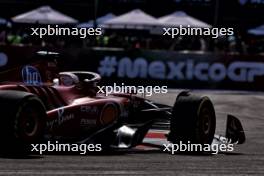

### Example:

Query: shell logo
xmin=99 ymin=103 xmax=119 ymax=125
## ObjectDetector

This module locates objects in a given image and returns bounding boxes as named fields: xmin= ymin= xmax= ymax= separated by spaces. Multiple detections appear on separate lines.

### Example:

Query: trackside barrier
xmin=69 ymin=48 xmax=264 ymax=91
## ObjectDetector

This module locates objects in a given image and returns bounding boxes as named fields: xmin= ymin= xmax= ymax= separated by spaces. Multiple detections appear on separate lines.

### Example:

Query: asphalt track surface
xmin=0 ymin=89 xmax=263 ymax=176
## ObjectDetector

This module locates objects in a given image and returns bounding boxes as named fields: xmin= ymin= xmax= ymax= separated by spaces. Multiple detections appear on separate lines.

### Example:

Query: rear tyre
xmin=168 ymin=91 xmax=216 ymax=145
xmin=0 ymin=91 xmax=46 ymax=155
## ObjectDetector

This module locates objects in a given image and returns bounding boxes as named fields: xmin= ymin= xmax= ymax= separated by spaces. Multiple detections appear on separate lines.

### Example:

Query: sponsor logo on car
xmin=80 ymin=118 xmax=97 ymax=126
xmin=47 ymin=108 xmax=75 ymax=129
xmin=21 ymin=65 xmax=42 ymax=85
xmin=80 ymin=105 xmax=99 ymax=114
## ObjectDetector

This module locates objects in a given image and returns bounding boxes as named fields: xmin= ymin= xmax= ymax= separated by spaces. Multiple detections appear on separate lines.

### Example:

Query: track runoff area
xmin=0 ymin=89 xmax=263 ymax=175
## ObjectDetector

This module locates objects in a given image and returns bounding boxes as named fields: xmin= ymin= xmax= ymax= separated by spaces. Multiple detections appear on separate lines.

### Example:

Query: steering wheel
xmin=58 ymin=71 xmax=101 ymax=86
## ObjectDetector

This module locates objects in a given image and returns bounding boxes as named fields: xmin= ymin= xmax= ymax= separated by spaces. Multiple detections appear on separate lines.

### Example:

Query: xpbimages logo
xmin=97 ymin=83 xmax=168 ymax=96
xmin=163 ymin=141 xmax=234 ymax=155
xmin=162 ymin=25 xmax=234 ymax=39
xmin=31 ymin=141 xmax=102 ymax=154
xmin=30 ymin=25 xmax=102 ymax=38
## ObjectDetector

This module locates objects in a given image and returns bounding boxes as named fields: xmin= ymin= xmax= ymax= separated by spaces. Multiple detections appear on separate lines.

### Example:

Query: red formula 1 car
xmin=0 ymin=51 xmax=246 ymax=155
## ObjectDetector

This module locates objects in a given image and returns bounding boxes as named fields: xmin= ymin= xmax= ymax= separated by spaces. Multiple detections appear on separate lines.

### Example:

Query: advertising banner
xmin=74 ymin=48 xmax=264 ymax=91
xmin=0 ymin=45 xmax=263 ymax=91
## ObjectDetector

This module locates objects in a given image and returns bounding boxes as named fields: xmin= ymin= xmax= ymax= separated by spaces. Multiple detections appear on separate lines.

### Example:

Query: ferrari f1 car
xmin=0 ymin=52 xmax=245 ymax=155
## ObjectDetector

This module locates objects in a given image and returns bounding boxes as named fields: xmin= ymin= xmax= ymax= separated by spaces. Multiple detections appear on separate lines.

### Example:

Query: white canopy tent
xmin=248 ymin=25 xmax=264 ymax=35
xmin=12 ymin=5 xmax=78 ymax=24
xmin=158 ymin=11 xmax=211 ymax=28
xmin=77 ymin=13 xmax=116 ymax=28
xmin=102 ymin=9 xmax=161 ymax=29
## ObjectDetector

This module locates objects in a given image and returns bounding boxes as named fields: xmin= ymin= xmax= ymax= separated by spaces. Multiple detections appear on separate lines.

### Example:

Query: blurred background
xmin=1 ymin=0 xmax=264 ymax=52
xmin=0 ymin=0 xmax=263 ymax=91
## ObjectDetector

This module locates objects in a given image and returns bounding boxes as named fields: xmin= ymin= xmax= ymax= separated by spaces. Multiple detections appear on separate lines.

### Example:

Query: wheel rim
xmin=198 ymin=100 xmax=215 ymax=144
xmin=16 ymin=100 xmax=44 ymax=142
xmin=20 ymin=106 xmax=39 ymax=137
xmin=201 ymin=108 xmax=211 ymax=135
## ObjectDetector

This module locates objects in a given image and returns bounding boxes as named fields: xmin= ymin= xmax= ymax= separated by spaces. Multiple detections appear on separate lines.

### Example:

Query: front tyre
xmin=168 ymin=91 xmax=216 ymax=145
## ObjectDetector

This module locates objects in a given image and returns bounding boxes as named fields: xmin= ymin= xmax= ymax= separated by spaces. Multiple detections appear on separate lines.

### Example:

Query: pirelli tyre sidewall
xmin=0 ymin=90 xmax=46 ymax=154
xmin=170 ymin=91 xmax=216 ymax=145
